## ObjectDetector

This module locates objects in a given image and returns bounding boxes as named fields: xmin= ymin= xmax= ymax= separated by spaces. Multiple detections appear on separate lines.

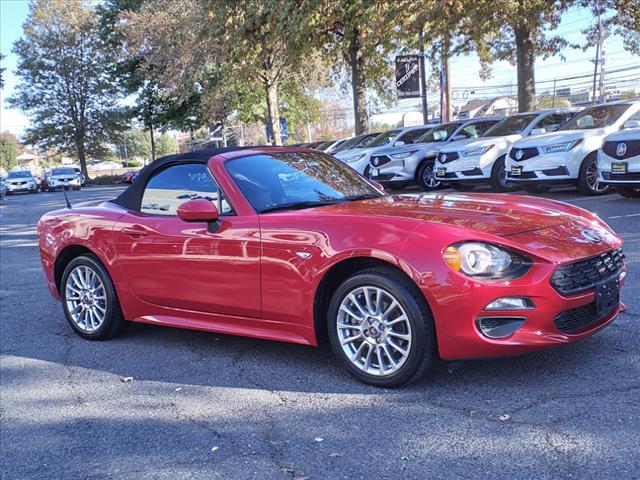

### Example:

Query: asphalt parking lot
xmin=1 ymin=185 xmax=639 ymax=480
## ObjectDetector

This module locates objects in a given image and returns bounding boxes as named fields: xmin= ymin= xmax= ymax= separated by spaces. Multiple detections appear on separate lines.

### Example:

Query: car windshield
xmin=484 ymin=114 xmax=538 ymax=136
xmin=415 ymin=123 xmax=462 ymax=143
xmin=560 ymin=104 xmax=630 ymax=130
xmin=7 ymin=171 xmax=32 ymax=179
xmin=315 ymin=140 xmax=335 ymax=151
xmin=226 ymin=151 xmax=382 ymax=213
xmin=368 ymin=130 xmax=401 ymax=147
xmin=51 ymin=168 xmax=76 ymax=175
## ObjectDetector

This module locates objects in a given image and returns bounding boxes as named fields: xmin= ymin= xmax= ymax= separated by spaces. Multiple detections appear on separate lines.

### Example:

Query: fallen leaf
xmin=401 ymin=456 xmax=409 ymax=461
xmin=120 ymin=376 xmax=133 ymax=383
xmin=294 ymin=476 xmax=311 ymax=480
xmin=279 ymin=466 xmax=295 ymax=474
xmin=314 ymin=437 xmax=324 ymax=443
xmin=211 ymin=446 xmax=219 ymax=452
xmin=174 ymin=387 xmax=182 ymax=392
xmin=328 ymin=452 xmax=342 ymax=458
xmin=498 ymin=414 xmax=511 ymax=422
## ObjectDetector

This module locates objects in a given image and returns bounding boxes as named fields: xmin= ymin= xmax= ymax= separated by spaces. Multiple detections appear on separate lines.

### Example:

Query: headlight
xmin=344 ymin=153 xmax=366 ymax=163
xmin=540 ymin=139 xmax=583 ymax=154
xmin=389 ymin=150 xmax=419 ymax=160
xmin=443 ymin=242 xmax=531 ymax=279
xmin=461 ymin=145 xmax=494 ymax=157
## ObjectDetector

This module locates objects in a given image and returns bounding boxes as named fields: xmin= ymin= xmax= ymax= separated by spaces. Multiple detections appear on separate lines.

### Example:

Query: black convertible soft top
xmin=111 ymin=147 xmax=259 ymax=211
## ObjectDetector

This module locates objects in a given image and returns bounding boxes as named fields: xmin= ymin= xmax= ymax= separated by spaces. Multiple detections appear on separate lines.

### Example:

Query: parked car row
xmin=2 ymin=166 xmax=85 ymax=195
xmin=314 ymin=100 xmax=639 ymax=198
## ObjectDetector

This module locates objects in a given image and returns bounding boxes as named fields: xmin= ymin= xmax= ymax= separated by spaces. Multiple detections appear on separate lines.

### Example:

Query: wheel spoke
xmin=376 ymin=347 xmax=385 ymax=375
xmin=340 ymin=333 xmax=363 ymax=345
xmin=348 ymin=293 xmax=368 ymax=317
xmin=339 ymin=305 xmax=363 ymax=322
xmin=387 ymin=331 xmax=410 ymax=341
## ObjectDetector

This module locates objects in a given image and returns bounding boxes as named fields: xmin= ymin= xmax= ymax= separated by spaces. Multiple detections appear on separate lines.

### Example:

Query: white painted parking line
xmin=609 ymin=213 xmax=640 ymax=219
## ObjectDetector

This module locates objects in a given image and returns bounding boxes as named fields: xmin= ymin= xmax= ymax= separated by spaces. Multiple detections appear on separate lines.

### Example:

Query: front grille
xmin=370 ymin=155 xmax=391 ymax=168
xmin=602 ymin=139 xmax=640 ymax=160
xmin=437 ymin=172 xmax=458 ymax=179
xmin=602 ymin=172 xmax=640 ymax=181
xmin=551 ymin=248 xmax=624 ymax=296
xmin=461 ymin=168 xmax=483 ymax=176
xmin=555 ymin=301 xmax=610 ymax=334
xmin=438 ymin=152 xmax=459 ymax=163
xmin=510 ymin=147 xmax=539 ymax=161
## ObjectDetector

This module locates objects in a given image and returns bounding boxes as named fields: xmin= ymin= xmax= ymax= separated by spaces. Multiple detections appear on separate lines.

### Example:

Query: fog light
xmin=477 ymin=317 xmax=526 ymax=339
xmin=484 ymin=297 xmax=534 ymax=311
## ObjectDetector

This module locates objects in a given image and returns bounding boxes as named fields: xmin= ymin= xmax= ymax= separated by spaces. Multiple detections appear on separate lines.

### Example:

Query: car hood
xmin=302 ymin=192 xmax=600 ymax=237
xmin=513 ymin=129 xmax=609 ymax=148
xmin=371 ymin=141 xmax=447 ymax=157
xmin=6 ymin=178 xmax=33 ymax=183
xmin=335 ymin=146 xmax=378 ymax=160
xmin=440 ymin=135 xmax=521 ymax=154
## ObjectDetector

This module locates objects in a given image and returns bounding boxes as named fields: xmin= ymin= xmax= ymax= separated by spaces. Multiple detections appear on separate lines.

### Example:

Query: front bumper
xmin=598 ymin=151 xmax=640 ymax=185
xmin=6 ymin=183 xmax=36 ymax=193
xmin=425 ymin=260 xmax=626 ymax=360
xmin=435 ymin=155 xmax=494 ymax=183
xmin=506 ymin=150 xmax=582 ymax=183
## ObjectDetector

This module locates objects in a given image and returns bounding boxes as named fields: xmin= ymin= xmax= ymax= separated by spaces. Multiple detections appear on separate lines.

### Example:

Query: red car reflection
xmin=37 ymin=147 xmax=626 ymax=387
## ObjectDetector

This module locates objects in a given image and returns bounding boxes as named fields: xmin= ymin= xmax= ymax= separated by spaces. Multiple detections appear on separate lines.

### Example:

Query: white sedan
xmin=598 ymin=123 xmax=640 ymax=198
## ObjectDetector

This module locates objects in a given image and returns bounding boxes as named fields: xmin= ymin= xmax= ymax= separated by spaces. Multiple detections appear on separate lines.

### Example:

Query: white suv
xmin=435 ymin=109 xmax=577 ymax=192
xmin=334 ymin=125 xmax=434 ymax=176
xmin=598 ymin=122 xmax=640 ymax=198
xmin=368 ymin=117 xmax=501 ymax=191
xmin=506 ymin=101 xmax=640 ymax=195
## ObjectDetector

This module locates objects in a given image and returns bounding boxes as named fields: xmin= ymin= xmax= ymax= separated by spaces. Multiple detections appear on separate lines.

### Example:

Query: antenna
xmin=62 ymin=186 xmax=72 ymax=209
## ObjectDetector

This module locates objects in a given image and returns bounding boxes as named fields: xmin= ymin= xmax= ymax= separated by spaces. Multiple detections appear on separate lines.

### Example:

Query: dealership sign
xmin=395 ymin=55 xmax=421 ymax=99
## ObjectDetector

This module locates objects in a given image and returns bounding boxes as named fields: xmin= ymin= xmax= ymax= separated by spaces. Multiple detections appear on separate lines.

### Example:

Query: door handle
xmin=122 ymin=225 xmax=149 ymax=237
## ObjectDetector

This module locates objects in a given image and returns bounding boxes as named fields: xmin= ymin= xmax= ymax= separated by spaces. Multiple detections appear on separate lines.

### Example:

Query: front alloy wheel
xmin=417 ymin=160 xmax=441 ymax=191
xmin=578 ymin=154 xmax=610 ymax=195
xmin=328 ymin=267 xmax=436 ymax=387
xmin=336 ymin=286 xmax=412 ymax=376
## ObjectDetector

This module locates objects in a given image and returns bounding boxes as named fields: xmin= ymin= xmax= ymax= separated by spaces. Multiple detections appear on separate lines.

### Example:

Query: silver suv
xmin=369 ymin=117 xmax=501 ymax=190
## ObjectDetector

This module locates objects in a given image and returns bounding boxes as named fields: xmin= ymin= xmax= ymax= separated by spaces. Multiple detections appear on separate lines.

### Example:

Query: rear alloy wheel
xmin=490 ymin=156 xmax=516 ymax=192
xmin=61 ymin=255 xmax=128 ymax=340
xmin=615 ymin=185 xmax=640 ymax=198
xmin=328 ymin=268 xmax=436 ymax=387
xmin=578 ymin=153 xmax=610 ymax=195
xmin=417 ymin=159 xmax=441 ymax=191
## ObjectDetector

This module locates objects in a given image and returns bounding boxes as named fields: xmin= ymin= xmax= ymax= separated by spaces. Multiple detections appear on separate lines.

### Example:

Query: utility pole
xmin=598 ymin=13 xmax=606 ymax=103
xmin=552 ymin=78 xmax=557 ymax=108
xmin=419 ymin=28 xmax=429 ymax=124
xmin=123 ymin=132 xmax=128 ymax=168
xmin=592 ymin=4 xmax=605 ymax=104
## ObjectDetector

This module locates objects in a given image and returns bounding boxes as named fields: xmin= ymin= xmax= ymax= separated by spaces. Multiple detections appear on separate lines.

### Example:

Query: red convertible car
xmin=37 ymin=147 xmax=626 ymax=386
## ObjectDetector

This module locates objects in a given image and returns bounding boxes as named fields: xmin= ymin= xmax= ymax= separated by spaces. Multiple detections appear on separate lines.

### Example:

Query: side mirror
xmin=394 ymin=140 xmax=405 ymax=146
xmin=623 ymin=120 xmax=640 ymax=129
xmin=177 ymin=198 xmax=219 ymax=223
xmin=530 ymin=127 xmax=546 ymax=135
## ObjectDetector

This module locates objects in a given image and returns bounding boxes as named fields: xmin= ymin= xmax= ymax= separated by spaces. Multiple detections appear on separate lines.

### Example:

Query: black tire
xmin=614 ymin=185 xmax=640 ymax=198
xmin=578 ymin=152 xmax=611 ymax=195
xmin=523 ymin=185 xmax=551 ymax=194
xmin=327 ymin=267 xmax=436 ymax=387
xmin=489 ymin=155 xmax=516 ymax=192
xmin=449 ymin=183 xmax=475 ymax=191
xmin=61 ymin=254 xmax=128 ymax=340
xmin=416 ymin=159 xmax=441 ymax=191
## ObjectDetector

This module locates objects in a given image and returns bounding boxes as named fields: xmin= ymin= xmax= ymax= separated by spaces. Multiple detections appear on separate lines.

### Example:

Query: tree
xmin=470 ymin=0 xmax=575 ymax=112
xmin=0 ymin=52 xmax=5 ymax=89
xmin=316 ymin=1 xmax=401 ymax=134
xmin=10 ymin=0 xmax=126 ymax=177
xmin=0 ymin=132 xmax=22 ymax=171
xmin=580 ymin=0 xmax=640 ymax=55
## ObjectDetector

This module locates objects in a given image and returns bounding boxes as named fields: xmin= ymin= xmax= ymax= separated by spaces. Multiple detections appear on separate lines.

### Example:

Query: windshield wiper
xmin=260 ymin=200 xmax=342 ymax=213
xmin=344 ymin=193 xmax=383 ymax=201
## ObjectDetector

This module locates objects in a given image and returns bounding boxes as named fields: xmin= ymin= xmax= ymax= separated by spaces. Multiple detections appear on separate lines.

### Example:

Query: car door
xmin=113 ymin=162 xmax=261 ymax=318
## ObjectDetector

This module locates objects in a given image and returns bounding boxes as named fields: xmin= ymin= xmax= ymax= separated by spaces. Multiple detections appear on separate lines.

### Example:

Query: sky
xmin=1 ymin=1 xmax=639 ymax=137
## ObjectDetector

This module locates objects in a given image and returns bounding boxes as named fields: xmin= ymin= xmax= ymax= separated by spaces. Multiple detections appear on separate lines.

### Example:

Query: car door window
xmin=537 ymin=114 xmax=570 ymax=132
xmin=398 ymin=128 xmax=429 ymax=144
xmin=140 ymin=163 xmax=233 ymax=216
xmin=460 ymin=121 xmax=496 ymax=138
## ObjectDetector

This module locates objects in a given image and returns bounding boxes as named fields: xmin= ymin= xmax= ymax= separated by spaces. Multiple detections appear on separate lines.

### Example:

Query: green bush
xmin=88 ymin=174 xmax=122 ymax=185
xmin=123 ymin=159 xmax=142 ymax=167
